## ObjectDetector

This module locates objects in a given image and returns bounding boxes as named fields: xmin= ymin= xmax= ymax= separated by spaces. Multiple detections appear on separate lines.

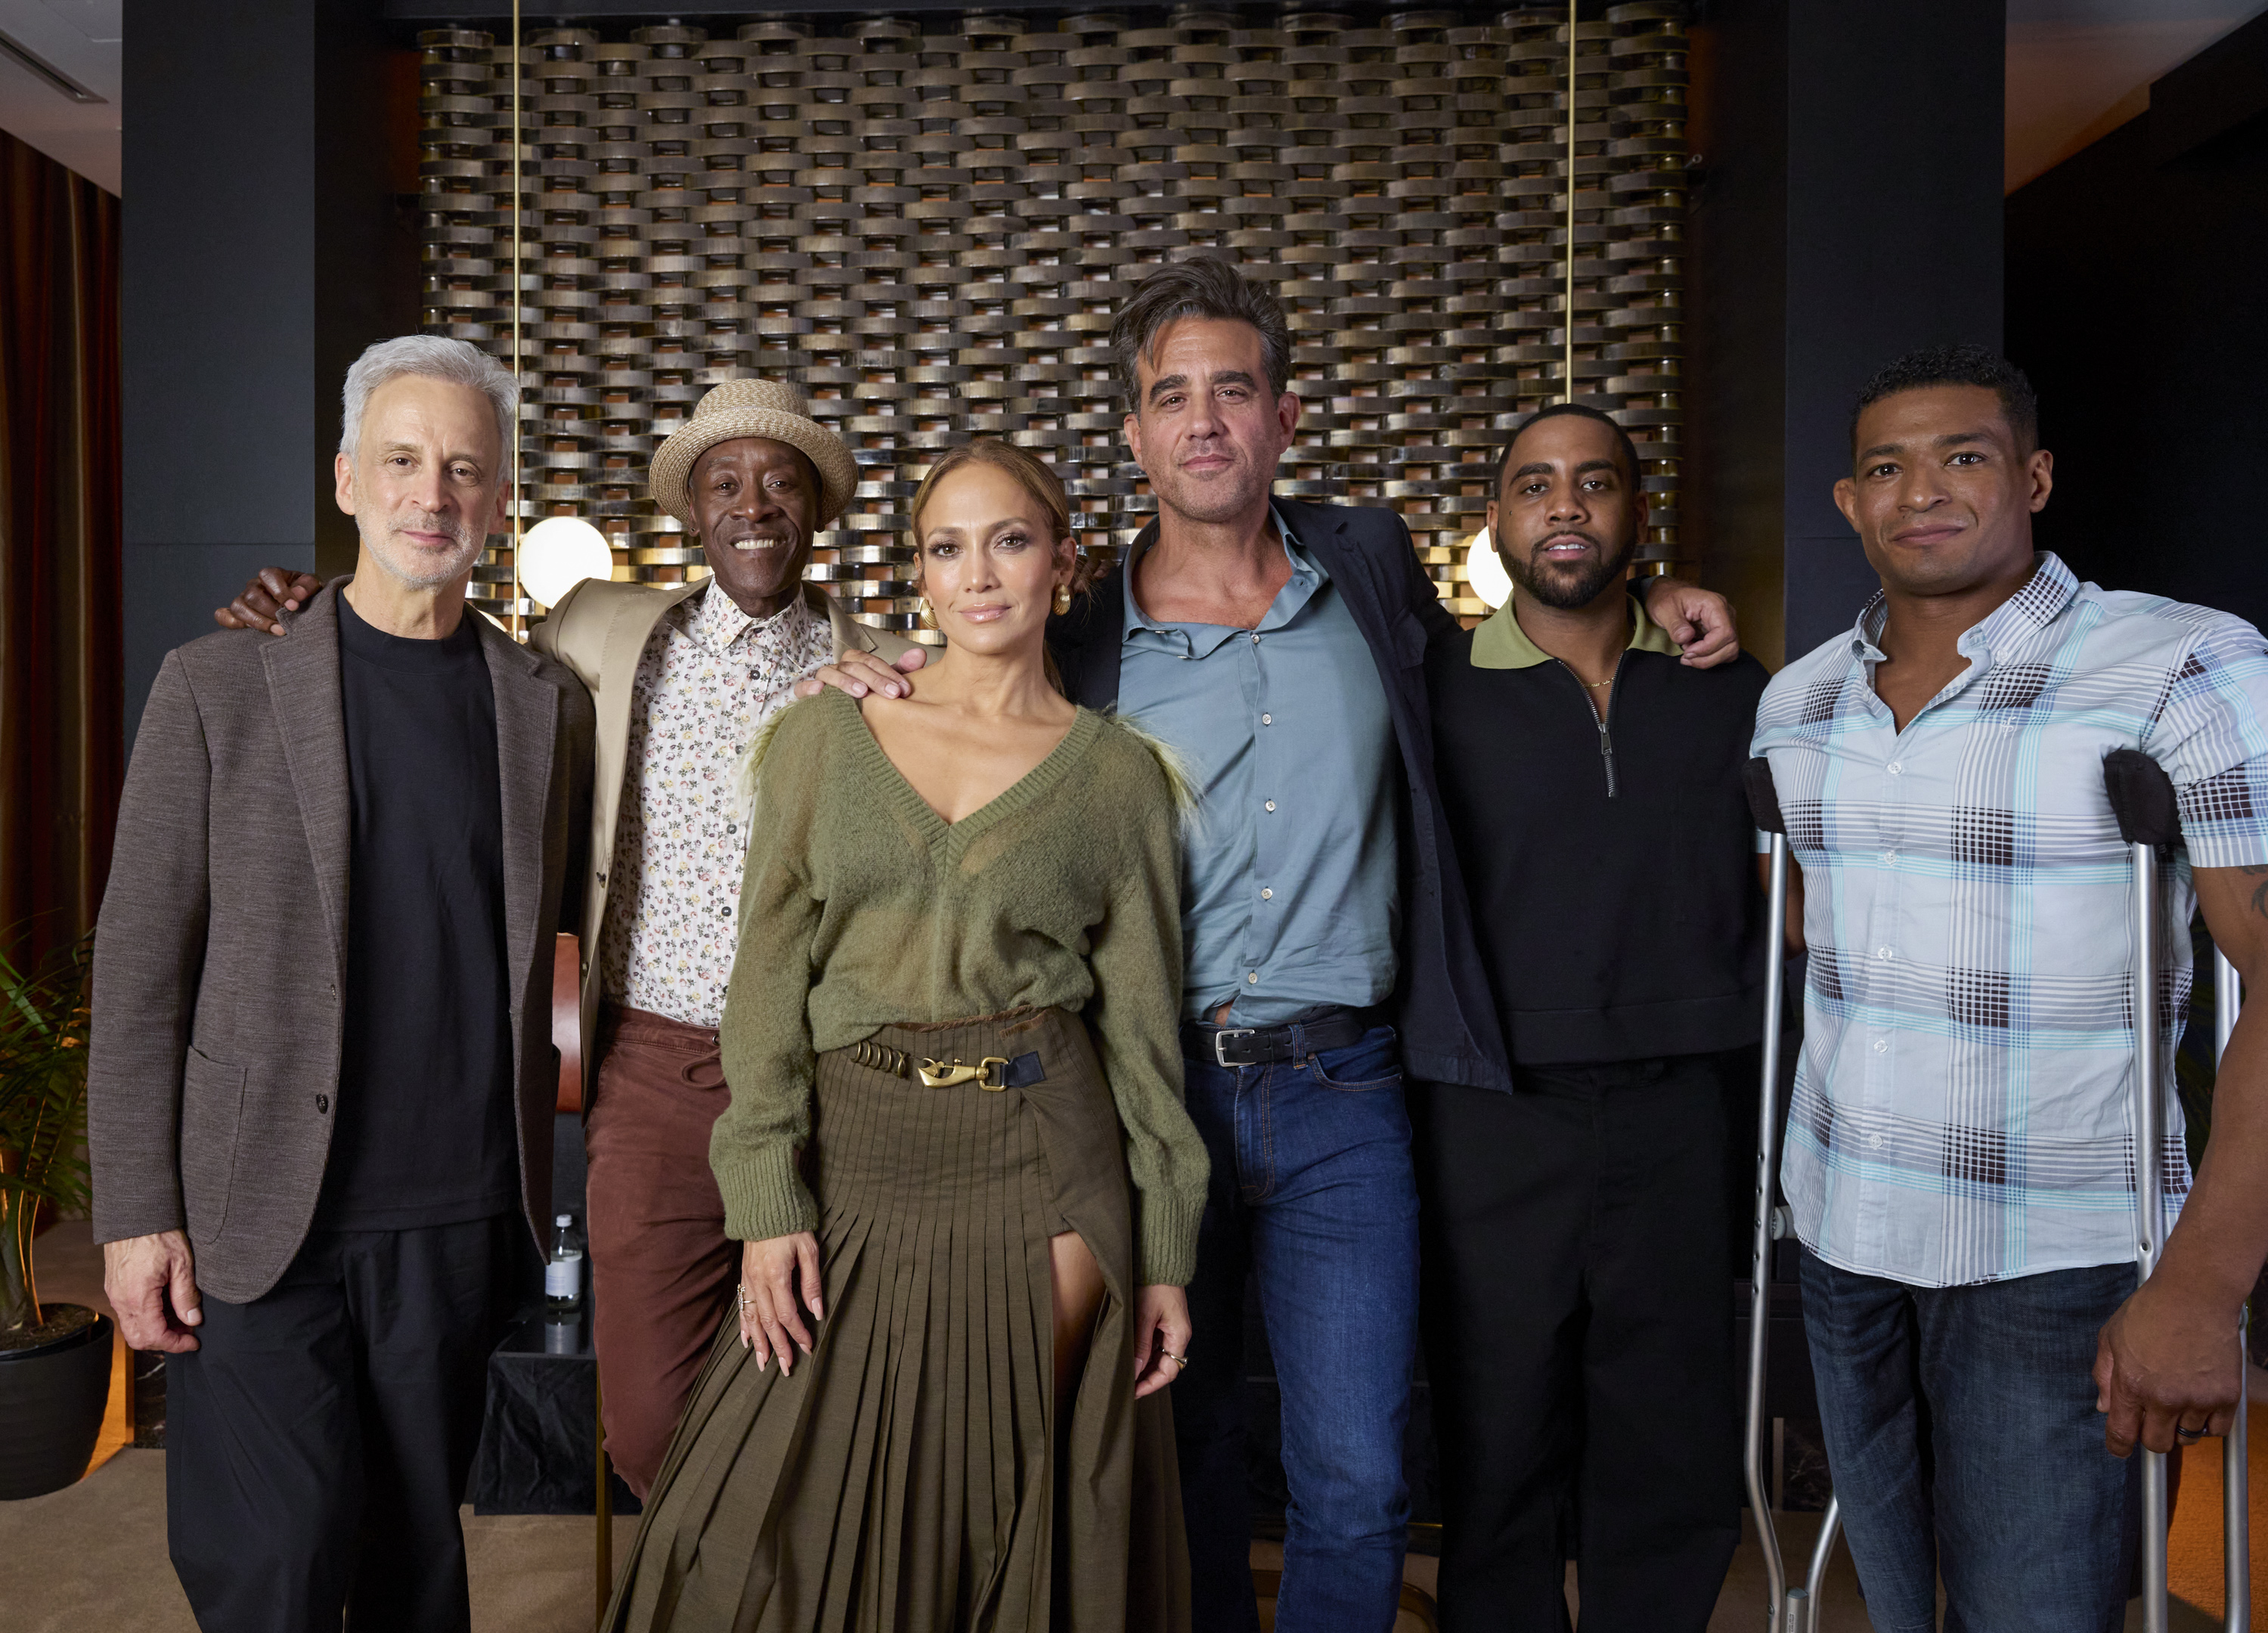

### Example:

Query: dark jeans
xmin=1411 ymin=1058 xmax=1743 ymax=1633
xmin=1799 ymin=1247 xmax=2139 ymax=1632
xmin=167 ymin=1217 xmax=519 ymax=1633
xmin=1176 ymin=1021 xmax=1421 ymax=1633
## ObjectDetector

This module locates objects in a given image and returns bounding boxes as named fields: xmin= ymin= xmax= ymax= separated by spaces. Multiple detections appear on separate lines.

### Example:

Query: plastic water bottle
xmin=545 ymin=1213 xmax=584 ymax=1314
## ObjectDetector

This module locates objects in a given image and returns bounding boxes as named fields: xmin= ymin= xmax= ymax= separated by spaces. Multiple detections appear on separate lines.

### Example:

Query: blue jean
xmin=1174 ymin=1021 xmax=1420 ymax=1633
xmin=1798 ymin=1248 xmax=2139 ymax=1632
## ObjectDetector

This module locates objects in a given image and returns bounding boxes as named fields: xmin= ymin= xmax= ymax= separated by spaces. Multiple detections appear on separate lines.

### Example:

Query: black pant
xmin=1411 ymin=1057 xmax=1743 ymax=1633
xmin=166 ymin=1218 xmax=519 ymax=1633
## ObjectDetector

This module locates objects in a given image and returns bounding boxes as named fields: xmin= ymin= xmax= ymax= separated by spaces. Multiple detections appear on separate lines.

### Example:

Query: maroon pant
xmin=584 ymin=1005 xmax=739 ymax=1498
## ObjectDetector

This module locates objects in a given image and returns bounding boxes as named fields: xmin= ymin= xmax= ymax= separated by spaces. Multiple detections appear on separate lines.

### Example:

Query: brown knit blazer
xmin=87 ymin=581 xmax=596 ymax=1303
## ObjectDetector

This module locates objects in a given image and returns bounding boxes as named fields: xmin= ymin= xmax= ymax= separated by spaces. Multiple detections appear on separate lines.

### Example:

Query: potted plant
xmin=0 ymin=931 xmax=110 ymax=1500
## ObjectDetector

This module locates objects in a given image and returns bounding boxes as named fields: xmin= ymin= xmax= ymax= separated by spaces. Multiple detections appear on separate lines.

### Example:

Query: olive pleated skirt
xmin=603 ymin=1006 xmax=1191 ymax=1633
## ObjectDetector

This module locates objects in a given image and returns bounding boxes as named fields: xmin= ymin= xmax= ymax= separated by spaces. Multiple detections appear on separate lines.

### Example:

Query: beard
xmin=363 ymin=507 xmax=486 ymax=591
xmin=1504 ymin=525 xmax=1640 ymax=610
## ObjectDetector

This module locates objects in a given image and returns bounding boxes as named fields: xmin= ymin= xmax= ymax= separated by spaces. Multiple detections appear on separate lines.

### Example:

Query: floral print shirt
xmin=598 ymin=584 xmax=836 ymax=1027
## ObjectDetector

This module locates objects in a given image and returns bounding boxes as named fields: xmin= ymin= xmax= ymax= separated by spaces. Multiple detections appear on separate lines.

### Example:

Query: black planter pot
xmin=0 ymin=1306 xmax=114 ymax=1500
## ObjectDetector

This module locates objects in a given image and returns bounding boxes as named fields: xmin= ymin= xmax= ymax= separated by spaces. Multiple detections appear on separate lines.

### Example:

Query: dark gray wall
xmin=1690 ymin=0 xmax=2006 ymax=669
xmin=2005 ymin=12 xmax=2268 ymax=634
xmin=121 ymin=0 xmax=417 ymax=748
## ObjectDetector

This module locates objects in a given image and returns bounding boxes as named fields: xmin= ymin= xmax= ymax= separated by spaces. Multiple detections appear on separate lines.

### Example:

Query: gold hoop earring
xmin=1053 ymin=584 xmax=1073 ymax=616
xmin=917 ymin=596 xmax=937 ymax=629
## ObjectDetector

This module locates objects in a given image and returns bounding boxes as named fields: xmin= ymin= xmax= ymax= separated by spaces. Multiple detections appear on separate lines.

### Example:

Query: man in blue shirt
xmin=1753 ymin=347 xmax=2268 ymax=1627
xmin=831 ymin=259 xmax=1740 ymax=1631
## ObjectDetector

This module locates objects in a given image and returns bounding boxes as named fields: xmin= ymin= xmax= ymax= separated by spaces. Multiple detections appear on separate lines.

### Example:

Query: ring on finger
xmin=2176 ymin=1424 xmax=2207 ymax=1442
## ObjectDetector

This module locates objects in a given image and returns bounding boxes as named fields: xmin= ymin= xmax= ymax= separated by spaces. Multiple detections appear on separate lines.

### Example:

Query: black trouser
xmin=166 ymin=1217 xmax=519 ymax=1633
xmin=1411 ymin=1055 xmax=1743 ymax=1633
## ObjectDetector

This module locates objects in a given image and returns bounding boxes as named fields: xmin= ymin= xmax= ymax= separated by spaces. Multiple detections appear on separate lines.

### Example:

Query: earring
xmin=1053 ymin=584 xmax=1073 ymax=616
xmin=917 ymin=596 xmax=936 ymax=629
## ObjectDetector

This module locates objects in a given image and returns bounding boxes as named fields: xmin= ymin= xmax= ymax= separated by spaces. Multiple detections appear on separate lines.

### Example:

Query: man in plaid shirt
xmin=1752 ymin=346 xmax=2268 ymax=1628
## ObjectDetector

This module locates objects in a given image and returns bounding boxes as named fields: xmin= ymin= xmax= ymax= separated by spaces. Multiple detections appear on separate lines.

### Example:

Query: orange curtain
xmin=0 ymin=129 xmax=121 ymax=965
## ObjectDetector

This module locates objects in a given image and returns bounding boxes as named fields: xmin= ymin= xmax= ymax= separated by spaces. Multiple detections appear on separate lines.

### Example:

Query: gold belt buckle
xmin=917 ymin=1055 xmax=1011 ymax=1091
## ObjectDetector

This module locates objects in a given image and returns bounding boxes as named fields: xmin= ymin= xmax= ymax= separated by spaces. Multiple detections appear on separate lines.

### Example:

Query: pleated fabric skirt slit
xmin=605 ymin=1006 xmax=1190 ymax=1633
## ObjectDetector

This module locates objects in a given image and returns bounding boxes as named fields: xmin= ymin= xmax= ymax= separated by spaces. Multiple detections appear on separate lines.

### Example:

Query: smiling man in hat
xmin=219 ymin=377 xmax=918 ymax=1495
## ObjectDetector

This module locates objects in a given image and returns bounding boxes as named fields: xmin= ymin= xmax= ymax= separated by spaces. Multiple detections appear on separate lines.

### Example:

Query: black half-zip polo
xmin=1426 ymin=595 xmax=1772 ymax=1067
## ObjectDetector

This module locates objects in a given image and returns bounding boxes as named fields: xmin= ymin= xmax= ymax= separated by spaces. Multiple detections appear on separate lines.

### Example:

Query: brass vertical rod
xmin=1563 ymin=0 xmax=1576 ymax=403
xmin=510 ymin=0 xmax=523 ymax=640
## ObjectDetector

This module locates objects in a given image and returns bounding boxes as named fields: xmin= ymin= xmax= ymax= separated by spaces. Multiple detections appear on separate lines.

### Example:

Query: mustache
xmin=1525 ymin=527 xmax=1607 ymax=558
xmin=711 ymin=517 xmax=807 ymax=550
xmin=392 ymin=512 xmax=477 ymax=547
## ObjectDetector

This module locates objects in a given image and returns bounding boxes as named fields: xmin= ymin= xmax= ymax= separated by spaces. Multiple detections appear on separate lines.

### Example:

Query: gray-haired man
xmin=91 ymin=336 xmax=594 ymax=1631
xmin=215 ymin=380 xmax=920 ymax=1501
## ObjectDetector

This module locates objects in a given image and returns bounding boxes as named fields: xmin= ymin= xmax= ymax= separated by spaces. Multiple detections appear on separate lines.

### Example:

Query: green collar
xmin=1470 ymin=587 xmax=1681 ymax=670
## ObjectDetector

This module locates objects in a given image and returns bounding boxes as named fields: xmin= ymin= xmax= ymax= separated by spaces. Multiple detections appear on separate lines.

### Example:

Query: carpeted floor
xmin=0 ymin=1451 xmax=640 ymax=1633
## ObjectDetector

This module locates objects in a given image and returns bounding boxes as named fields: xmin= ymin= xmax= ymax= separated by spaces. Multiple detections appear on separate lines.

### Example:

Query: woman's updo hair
xmin=907 ymin=439 xmax=1102 ymax=595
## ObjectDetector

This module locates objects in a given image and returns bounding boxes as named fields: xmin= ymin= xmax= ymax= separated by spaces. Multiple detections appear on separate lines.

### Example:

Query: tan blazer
xmin=88 ymin=581 xmax=596 ymax=1303
xmin=530 ymin=577 xmax=916 ymax=1063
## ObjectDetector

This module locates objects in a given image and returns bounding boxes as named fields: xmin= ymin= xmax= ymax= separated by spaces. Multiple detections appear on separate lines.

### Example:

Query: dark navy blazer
xmin=1046 ymin=495 xmax=1512 ymax=1093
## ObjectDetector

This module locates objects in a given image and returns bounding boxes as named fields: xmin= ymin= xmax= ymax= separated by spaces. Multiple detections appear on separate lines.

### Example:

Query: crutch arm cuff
xmin=1743 ymin=755 xmax=1788 ymax=835
xmin=2103 ymin=748 xmax=2183 ymax=847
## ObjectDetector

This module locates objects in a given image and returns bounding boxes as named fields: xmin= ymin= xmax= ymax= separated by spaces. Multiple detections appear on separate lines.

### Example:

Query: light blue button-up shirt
xmin=1753 ymin=554 xmax=2268 ymax=1286
xmin=1118 ymin=511 xmax=1399 ymax=1024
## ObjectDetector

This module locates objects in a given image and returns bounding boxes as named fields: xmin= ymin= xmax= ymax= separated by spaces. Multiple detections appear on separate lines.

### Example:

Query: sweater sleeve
xmin=711 ymin=701 xmax=829 ymax=1242
xmin=1083 ymin=736 xmax=1210 ymax=1286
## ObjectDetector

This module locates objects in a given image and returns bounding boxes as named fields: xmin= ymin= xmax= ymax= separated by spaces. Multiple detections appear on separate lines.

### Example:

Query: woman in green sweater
xmin=606 ymin=440 xmax=1210 ymax=1633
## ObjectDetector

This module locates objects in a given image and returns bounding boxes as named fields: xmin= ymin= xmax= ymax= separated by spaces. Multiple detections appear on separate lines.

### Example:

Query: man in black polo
xmin=1414 ymin=402 xmax=1771 ymax=1631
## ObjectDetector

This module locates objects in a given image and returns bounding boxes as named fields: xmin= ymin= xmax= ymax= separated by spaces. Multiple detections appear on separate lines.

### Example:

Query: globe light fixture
xmin=1463 ymin=526 xmax=1511 ymax=611
xmin=519 ymin=516 xmax=615 ymax=609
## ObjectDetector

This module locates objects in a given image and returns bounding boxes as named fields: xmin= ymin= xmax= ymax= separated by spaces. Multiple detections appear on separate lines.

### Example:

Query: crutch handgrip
xmin=2103 ymin=748 xmax=2181 ymax=847
xmin=1744 ymin=755 xmax=1788 ymax=835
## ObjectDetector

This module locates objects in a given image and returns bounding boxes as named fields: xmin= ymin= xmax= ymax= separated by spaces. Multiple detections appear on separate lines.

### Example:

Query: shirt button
xmin=1264 ymin=800 xmax=1276 ymax=812
xmin=1887 ymin=762 xmax=1903 ymax=775
xmin=1876 ymin=947 xmax=1894 ymax=959
xmin=721 ymin=906 xmax=733 ymax=918
xmin=1261 ymin=888 xmax=1273 ymax=900
xmin=1247 ymin=971 xmax=1259 ymax=984
xmin=725 ymin=821 xmax=736 ymax=832
xmin=1867 ymin=1133 xmax=1886 ymax=1151
xmin=1250 ymin=632 xmax=1260 ymax=645
xmin=316 ymin=1094 xmax=330 ymax=1114
xmin=1873 ymin=1039 xmax=1888 ymax=1054
xmin=1261 ymin=714 xmax=1272 ymax=726
xmin=1880 ymin=850 xmax=1895 ymax=863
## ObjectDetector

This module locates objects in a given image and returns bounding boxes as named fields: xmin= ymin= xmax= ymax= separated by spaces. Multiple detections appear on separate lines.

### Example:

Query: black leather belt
xmin=1180 ymin=1008 xmax=1374 ymax=1071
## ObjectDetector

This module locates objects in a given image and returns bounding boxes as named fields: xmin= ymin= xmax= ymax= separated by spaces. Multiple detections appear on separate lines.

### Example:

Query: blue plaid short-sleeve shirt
xmin=1752 ymin=553 xmax=2268 ymax=1287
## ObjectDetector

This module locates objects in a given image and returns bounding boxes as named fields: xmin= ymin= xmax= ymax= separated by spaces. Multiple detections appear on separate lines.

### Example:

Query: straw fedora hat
xmin=648 ymin=378 xmax=859 ymax=531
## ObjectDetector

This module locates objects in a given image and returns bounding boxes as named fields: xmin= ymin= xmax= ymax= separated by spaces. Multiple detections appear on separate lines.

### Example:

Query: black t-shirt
xmin=314 ymin=592 xmax=518 ymax=1229
xmin=1427 ymin=630 xmax=1772 ymax=1067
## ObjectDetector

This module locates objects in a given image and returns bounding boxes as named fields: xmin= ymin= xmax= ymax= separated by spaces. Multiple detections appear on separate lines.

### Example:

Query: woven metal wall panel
xmin=415 ymin=5 xmax=1686 ymax=632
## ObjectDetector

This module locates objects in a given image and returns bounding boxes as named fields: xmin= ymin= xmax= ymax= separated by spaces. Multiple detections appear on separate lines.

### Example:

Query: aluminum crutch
xmin=2103 ymin=747 xmax=2251 ymax=1633
xmin=1742 ymin=757 xmax=1843 ymax=1633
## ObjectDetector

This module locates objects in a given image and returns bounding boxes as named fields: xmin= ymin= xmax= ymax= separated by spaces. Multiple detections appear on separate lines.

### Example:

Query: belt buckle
xmin=1212 ymin=1028 xmax=1256 ymax=1069
xmin=918 ymin=1055 xmax=1012 ymax=1091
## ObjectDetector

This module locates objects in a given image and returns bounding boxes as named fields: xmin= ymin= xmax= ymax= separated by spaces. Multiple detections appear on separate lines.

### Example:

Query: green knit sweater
xmin=711 ymin=686 xmax=1210 ymax=1287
